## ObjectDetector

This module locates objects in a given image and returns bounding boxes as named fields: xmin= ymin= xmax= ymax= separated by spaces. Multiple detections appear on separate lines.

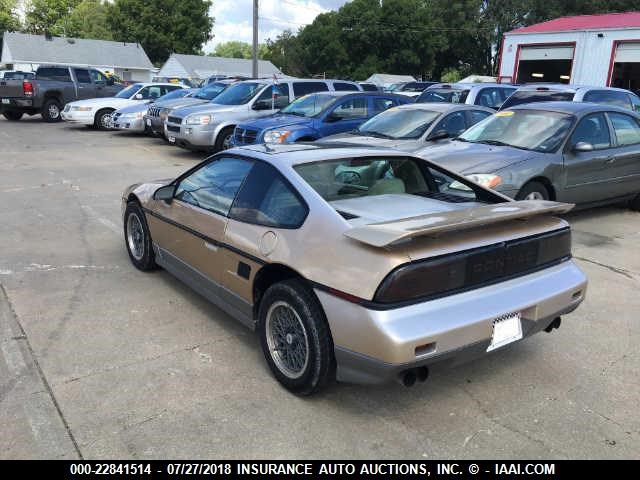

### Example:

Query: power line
xmin=259 ymin=15 xmax=313 ymax=27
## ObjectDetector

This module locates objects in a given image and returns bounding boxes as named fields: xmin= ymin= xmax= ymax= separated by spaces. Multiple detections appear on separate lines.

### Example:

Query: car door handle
xmin=605 ymin=156 xmax=616 ymax=164
xmin=204 ymin=241 xmax=218 ymax=252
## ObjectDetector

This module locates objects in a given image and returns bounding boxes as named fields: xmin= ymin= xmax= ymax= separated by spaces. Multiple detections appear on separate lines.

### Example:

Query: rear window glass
xmin=294 ymin=157 xmax=481 ymax=207
xmin=583 ymin=90 xmax=632 ymax=109
xmin=417 ymin=88 xmax=469 ymax=104
xmin=36 ymin=67 xmax=71 ymax=82
xmin=501 ymin=90 xmax=575 ymax=109
xmin=293 ymin=82 xmax=329 ymax=97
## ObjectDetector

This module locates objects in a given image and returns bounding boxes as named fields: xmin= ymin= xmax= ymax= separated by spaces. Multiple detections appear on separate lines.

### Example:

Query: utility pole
xmin=252 ymin=0 xmax=259 ymax=78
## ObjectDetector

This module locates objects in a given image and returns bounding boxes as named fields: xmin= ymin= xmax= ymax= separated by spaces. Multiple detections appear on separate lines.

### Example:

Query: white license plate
xmin=1 ymin=99 xmax=9 ymax=104
xmin=146 ymin=118 xmax=151 ymax=126
xmin=487 ymin=313 xmax=522 ymax=352
xmin=168 ymin=136 xmax=176 ymax=143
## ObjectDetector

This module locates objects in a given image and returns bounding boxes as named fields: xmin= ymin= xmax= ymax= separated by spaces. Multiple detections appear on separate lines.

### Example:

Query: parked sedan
xmin=61 ymin=83 xmax=186 ymax=129
xmin=111 ymin=88 xmax=196 ymax=133
xmin=321 ymin=103 xmax=493 ymax=152
xmin=233 ymin=92 xmax=410 ymax=146
xmin=122 ymin=143 xmax=587 ymax=394
xmin=414 ymin=102 xmax=640 ymax=210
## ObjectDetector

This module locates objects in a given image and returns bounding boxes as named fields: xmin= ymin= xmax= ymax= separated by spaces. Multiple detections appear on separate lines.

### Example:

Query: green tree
xmin=24 ymin=0 xmax=81 ymax=36
xmin=65 ymin=0 xmax=112 ymax=40
xmin=263 ymin=30 xmax=305 ymax=76
xmin=108 ymin=0 xmax=214 ymax=64
xmin=1 ymin=0 xmax=21 ymax=38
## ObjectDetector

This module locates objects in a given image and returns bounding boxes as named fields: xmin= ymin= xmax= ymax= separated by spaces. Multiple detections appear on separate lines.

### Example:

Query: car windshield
xmin=212 ymin=82 xmax=263 ymax=105
xmin=156 ymin=89 xmax=189 ymax=102
xmin=458 ymin=109 xmax=575 ymax=152
xmin=294 ymin=157 xmax=480 ymax=204
xmin=357 ymin=108 xmax=441 ymax=139
xmin=418 ymin=88 xmax=469 ymax=104
xmin=280 ymin=94 xmax=337 ymax=117
xmin=501 ymin=90 xmax=575 ymax=109
xmin=194 ymin=82 xmax=227 ymax=100
xmin=116 ymin=84 xmax=143 ymax=98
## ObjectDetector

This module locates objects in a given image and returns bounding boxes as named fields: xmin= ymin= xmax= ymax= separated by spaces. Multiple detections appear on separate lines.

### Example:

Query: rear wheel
xmin=516 ymin=181 xmax=550 ymax=201
xmin=124 ymin=201 xmax=157 ymax=271
xmin=94 ymin=109 xmax=114 ymax=130
xmin=258 ymin=280 xmax=335 ymax=395
xmin=3 ymin=111 xmax=23 ymax=121
xmin=214 ymin=126 xmax=235 ymax=152
xmin=41 ymin=99 xmax=62 ymax=122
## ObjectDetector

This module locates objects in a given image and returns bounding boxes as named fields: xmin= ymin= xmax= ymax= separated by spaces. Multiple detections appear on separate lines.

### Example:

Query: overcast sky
xmin=206 ymin=0 xmax=348 ymax=52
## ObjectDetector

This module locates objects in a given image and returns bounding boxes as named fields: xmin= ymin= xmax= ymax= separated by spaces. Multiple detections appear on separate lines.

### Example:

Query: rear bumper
xmin=315 ymin=260 xmax=587 ymax=385
xmin=0 ymin=98 xmax=33 ymax=109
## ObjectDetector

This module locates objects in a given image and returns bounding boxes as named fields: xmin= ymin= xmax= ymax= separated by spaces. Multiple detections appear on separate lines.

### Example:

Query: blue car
xmin=232 ymin=91 xmax=410 ymax=145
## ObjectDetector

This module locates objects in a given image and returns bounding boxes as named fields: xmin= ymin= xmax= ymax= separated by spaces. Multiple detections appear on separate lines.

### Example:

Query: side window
xmin=90 ymin=70 xmax=106 ymax=84
xmin=74 ymin=69 xmax=91 ymax=84
xmin=329 ymin=97 xmax=368 ymax=120
xmin=333 ymin=82 xmax=360 ymax=91
xmin=293 ymin=81 xmax=329 ymax=98
xmin=373 ymin=97 xmax=394 ymax=113
xmin=36 ymin=67 xmax=71 ymax=82
xmin=469 ymin=110 xmax=491 ymax=126
xmin=230 ymin=162 xmax=308 ymax=228
xmin=175 ymin=157 xmax=254 ymax=216
xmin=583 ymin=90 xmax=632 ymax=109
xmin=476 ymin=88 xmax=503 ymax=109
xmin=255 ymin=84 xmax=290 ymax=108
xmin=165 ymin=84 xmax=183 ymax=93
xmin=609 ymin=112 xmax=640 ymax=146
xmin=433 ymin=111 xmax=467 ymax=137
xmin=629 ymin=94 xmax=640 ymax=113
xmin=569 ymin=113 xmax=611 ymax=149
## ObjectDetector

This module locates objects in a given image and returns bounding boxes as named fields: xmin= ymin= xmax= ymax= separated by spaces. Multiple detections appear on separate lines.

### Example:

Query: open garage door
xmin=610 ymin=42 xmax=640 ymax=92
xmin=516 ymin=45 xmax=574 ymax=84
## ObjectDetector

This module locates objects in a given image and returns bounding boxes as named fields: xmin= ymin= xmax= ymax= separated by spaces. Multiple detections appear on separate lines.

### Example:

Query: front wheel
xmin=124 ymin=202 xmax=157 ymax=271
xmin=214 ymin=127 xmax=235 ymax=152
xmin=258 ymin=280 xmax=335 ymax=395
xmin=95 ymin=109 xmax=114 ymax=130
xmin=3 ymin=111 xmax=23 ymax=121
xmin=516 ymin=181 xmax=550 ymax=201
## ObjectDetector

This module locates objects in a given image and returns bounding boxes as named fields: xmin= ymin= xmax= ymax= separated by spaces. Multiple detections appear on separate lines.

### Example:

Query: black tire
xmin=214 ymin=126 xmax=235 ymax=152
xmin=516 ymin=181 xmax=550 ymax=201
xmin=123 ymin=201 xmax=157 ymax=271
xmin=41 ymin=98 xmax=62 ymax=122
xmin=94 ymin=109 xmax=114 ymax=130
xmin=3 ymin=111 xmax=23 ymax=121
xmin=630 ymin=193 xmax=640 ymax=211
xmin=258 ymin=279 xmax=335 ymax=395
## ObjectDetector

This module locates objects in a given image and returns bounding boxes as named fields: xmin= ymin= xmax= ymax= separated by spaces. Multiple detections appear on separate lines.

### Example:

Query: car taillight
xmin=374 ymin=229 xmax=572 ymax=304
xmin=23 ymin=80 xmax=34 ymax=97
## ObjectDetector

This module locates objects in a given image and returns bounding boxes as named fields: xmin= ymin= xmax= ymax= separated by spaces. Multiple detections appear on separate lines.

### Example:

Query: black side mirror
xmin=153 ymin=185 xmax=175 ymax=203
xmin=427 ymin=129 xmax=449 ymax=141
xmin=252 ymin=99 xmax=273 ymax=110
xmin=325 ymin=112 xmax=342 ymax=123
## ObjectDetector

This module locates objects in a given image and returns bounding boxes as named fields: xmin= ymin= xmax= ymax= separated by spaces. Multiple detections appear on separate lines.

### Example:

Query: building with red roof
xmin=497 ymin=12 xmax=640 ymax=90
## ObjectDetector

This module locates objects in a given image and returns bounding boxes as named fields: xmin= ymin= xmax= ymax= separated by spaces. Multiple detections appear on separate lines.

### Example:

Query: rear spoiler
xmin=343 ymin=200 xmax=574 ymax=247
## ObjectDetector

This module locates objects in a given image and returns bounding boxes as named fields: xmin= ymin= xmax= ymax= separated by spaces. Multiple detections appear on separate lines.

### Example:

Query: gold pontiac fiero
xmin=122 ymin=143 xmax=587 ymax=395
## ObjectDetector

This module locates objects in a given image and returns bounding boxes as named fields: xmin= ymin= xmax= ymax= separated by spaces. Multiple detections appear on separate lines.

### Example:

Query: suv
xmin=0 ymin=65 xmax=121 ymax=122
xmin=394 ymin=81 xmax=438 ymax=97
xmin=500 ymin=84 xmax=640 ymax=111
xmin=233 ymin=91 xmax=410 ymax=146
xmin=416 ymin=83 xmax=517 ymax=110
xmin=165 ymin=78 xmax=362 ymax=152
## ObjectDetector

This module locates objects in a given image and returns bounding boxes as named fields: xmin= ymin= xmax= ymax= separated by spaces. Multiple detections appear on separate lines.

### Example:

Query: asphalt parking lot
xmin=1 ymin=116 xmax=639 ymax=460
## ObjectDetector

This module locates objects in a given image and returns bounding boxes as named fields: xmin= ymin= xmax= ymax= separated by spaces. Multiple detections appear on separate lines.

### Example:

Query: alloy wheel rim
xmin=525 ymin=191 xmax=545 ymax=200
xmin=265 ymin=301 xmax=309 ymax=379
xmin=49 ymin=104 xmax=59 ymax=118
xmin=222 ymin=134 xmax=233 ymax=150
xmin=101 ymin=114 xmax=112 ymax=128
xmin=126 ymin=213 xmax=145 ymax=261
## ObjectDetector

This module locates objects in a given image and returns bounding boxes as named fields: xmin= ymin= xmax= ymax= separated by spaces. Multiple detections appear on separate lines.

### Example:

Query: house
xmin=498 ymin=12 xmax=640 ymax=90
xmin=157 ymin=54 xmax=283 ymax=83
xmin=1 ymin=32 xmax=155 ymax=82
